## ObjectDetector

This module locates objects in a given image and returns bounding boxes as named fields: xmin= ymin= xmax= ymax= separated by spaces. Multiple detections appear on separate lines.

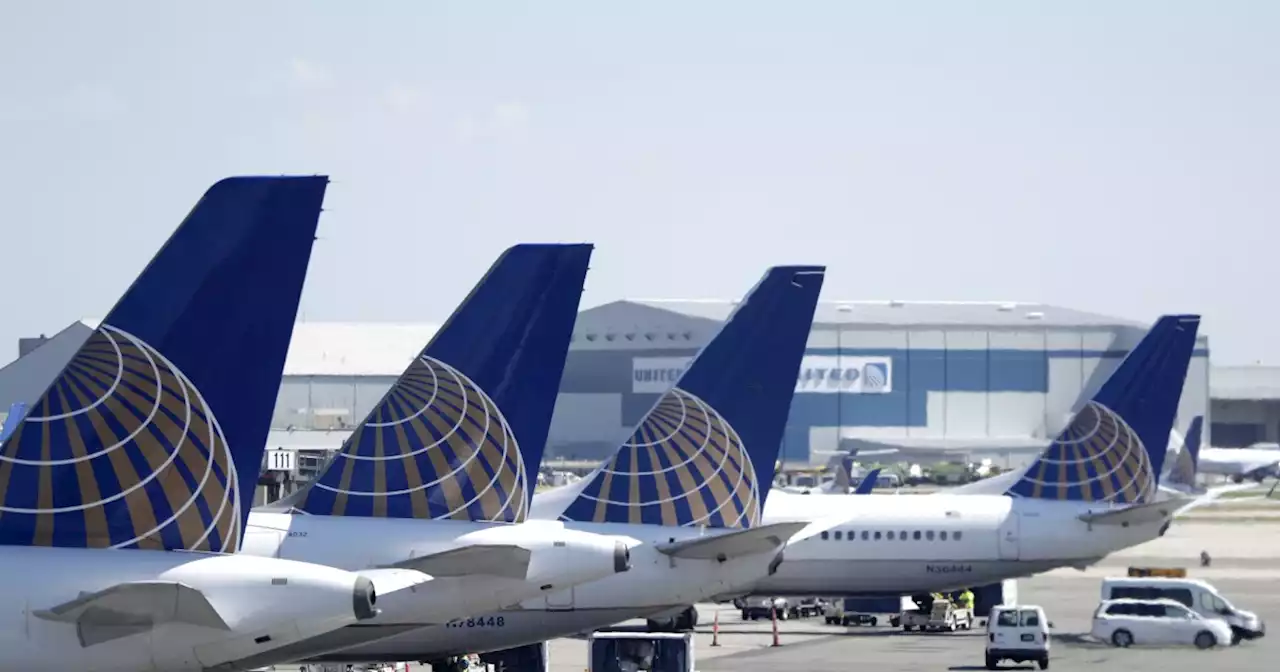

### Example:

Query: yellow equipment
xmin=1127 ymin=567 xmax=1187 ymax=578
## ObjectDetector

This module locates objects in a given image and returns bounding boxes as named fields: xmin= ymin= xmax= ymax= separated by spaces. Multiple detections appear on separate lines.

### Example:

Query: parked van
xmin=1100 ymin=577 xmax=1264 ymax=643
xmin=1092 ymin=598 xmax=1233 ymax=649
xmin=985 ymin=604 xmax=1050 ymax=670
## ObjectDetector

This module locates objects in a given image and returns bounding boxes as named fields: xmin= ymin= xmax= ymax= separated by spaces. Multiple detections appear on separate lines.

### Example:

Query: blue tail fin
xmin=558 ymin=266 xmax=825 ymax=528
xmin=296 ymin=244 xmax=592 ymax=522
xmin=1168 ymin=416 xmax=1203 ymax=489
xmin=1005 ymin=315 xmax=1200 ymax=505
xmin=854 ymin=468 xmax=881 ymax=495
xmin=0 ymin=177 xmax=326 ymax=551
xmin=0 ymin=402 xmax=28 ymax=443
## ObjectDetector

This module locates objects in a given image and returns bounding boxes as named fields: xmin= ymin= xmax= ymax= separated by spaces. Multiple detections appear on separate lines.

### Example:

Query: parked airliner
xmin=1192 ymin=418 xmax=1280 ymax=484
xmin=305 ymin=266 xmax=837 ymax=670
xmin=1163 ymin=416 xmax=1255 ymax=509
xmin=224 ymin=245 xmax=630 ymax=669
xmin=744 ymin=314 xmax=1201 ymax=597
xmin=0 ymin=177 xmax=433 ymax=672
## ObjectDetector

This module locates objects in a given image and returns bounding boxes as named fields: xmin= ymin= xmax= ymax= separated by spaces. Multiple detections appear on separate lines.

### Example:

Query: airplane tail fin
xmin=1005 ymin=315 xmax=1200 ymax=505
xmin=296 ymin=244 xmax=592 ymax=522
xmin=0 ymin=177 xmax=327 ymax=551
xmin=854 ymin=468 xmax=881 ymax=495
xmin=0 ymin=401 xmax=28 ymax=443
xmin=558 ymin=266 xmax=825 ymax=528
xmin=831 ymin=454 xmax=854 ymax=493
xmin=1167 ymin=416 xmax=1203 ymax=490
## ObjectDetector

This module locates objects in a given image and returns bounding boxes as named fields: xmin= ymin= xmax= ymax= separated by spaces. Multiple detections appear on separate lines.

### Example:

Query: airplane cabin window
xmin=821 ymin=531 xmax=829 ymax=540
xmin=848 ymin=531 xmax=856 ymax=541
xmin=912 ymin=530 xmax=921 ymax=541
xmin=834 ymin=531 xmax=843 ymax=540
xmin=873 ymin=531 xmax=881 ymax=540
xmin=899 ymin=530 xmax=907 ymax=540
xmin=886 ymin=531 xmax=895 ymax=540
xmin=939 ymin=531 xmax=948 ymax=541
xmin=954 ymin=531 xmax=963 ymax=541
xmin=861 ymin=531 xmax=869 ymax=540
xmin=925 ymin=530 xmax=935 ymax=541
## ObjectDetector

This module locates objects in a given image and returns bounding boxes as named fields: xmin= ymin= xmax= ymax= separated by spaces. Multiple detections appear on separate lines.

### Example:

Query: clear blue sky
xmin=1 ymin=1 xmax=1276 ymax=363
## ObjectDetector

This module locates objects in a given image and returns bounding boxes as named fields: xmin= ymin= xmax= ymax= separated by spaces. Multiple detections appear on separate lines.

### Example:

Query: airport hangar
xmin=6 ymin=299 xmax=1279 ymax=479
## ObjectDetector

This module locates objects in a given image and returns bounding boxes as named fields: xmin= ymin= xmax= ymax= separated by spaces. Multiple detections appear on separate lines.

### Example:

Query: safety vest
xmin=959 ymin=591 xmax=975 ymax=608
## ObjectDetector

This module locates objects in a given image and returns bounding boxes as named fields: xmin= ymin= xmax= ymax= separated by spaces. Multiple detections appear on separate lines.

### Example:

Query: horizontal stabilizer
xmin=34 ymin=580 xmax=229 ymax=647
xmin=1078 ymin=498 xmax=1192 ymax=527
xmin=385 ymin=544 xmax=532 ymax=580
xmin=656 ymin=521 xmax=809 ymax=560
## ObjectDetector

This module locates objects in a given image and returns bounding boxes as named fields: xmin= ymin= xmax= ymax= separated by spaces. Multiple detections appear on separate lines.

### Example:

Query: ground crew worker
xmin=957 ymin=588 xmax=975 ymax=610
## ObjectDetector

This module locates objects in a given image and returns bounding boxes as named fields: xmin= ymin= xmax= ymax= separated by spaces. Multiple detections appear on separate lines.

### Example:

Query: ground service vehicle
xmin=1091 ymin=598 xmax=1231 ymax=649
xmin=986 ymin=605 xmax=1050 ymax=670
xmin=588 ymin=632 xmax=694 ymax=672
xmin=1100 ymin=577 xmax=1264 ymax=643
xmin=927 ymin=601 xmax=973 ymax=631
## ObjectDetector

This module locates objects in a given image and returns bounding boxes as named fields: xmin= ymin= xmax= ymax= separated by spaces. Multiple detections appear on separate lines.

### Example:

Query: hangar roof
xmin=608 ymin=300 xmax=1142 ymax=329
xmin=1211 ymin=365 xmax=1280 ymax=401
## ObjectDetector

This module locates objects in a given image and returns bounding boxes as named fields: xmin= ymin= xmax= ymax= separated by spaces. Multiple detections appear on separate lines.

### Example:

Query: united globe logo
xmin=862 ymin=362 xmax=889 ymax=392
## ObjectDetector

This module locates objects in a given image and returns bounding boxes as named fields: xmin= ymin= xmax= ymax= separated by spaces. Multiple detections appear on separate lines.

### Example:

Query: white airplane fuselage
xmin=746 ymin=491 xmax=1170 ymax=596
xmin=0 ymin=545 xmax=379 ymax=672
xmin=301 ymin=520 xmax=794 ymax=662
xmin=1196 ymin=447 xmax=1280 ymax=481
xmin=228 ymin=513 xmax=629 ymax=666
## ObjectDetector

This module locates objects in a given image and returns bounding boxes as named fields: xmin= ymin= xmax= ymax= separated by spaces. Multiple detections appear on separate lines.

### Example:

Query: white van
xmin=985 ymin=605 xmax=1050 ymax=670
xmin=1092 ymin=598 xmax=1233 ymax=649
xmin=1100 ymin=577 xmax=1264 ymax=643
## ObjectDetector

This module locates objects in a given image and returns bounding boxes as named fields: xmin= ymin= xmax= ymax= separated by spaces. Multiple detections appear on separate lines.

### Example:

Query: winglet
xmin=854 ymin=468 xmax=882 ymax=495
xmin=558 ymin=266 xmax=825 ymax=528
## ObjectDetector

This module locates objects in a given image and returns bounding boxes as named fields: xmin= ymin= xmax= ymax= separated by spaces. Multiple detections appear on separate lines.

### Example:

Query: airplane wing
xmin=33 ymin=580 xmax=230 ymax=647
xmin=382 ymin=544 xmax=532 ymax=580
xmin=655 ymin=522 xmax=809 ymax=560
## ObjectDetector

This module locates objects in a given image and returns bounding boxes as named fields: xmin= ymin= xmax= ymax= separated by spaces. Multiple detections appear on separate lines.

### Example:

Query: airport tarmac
xmin=538 ymin=516 xmax=1280 ymax=671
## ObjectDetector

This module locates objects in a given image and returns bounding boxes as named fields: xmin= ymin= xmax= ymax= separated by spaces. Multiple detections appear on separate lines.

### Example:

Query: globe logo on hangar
xmin=862 ymin=362 xmax=889 ymax=392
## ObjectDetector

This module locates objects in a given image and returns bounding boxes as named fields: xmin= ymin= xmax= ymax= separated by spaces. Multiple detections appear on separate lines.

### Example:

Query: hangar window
xmin=939 ymin=531 xmax=948 ymax=541
xmin=820 ymin=531 xmax=829 ymax=540
xmin=954 ymin=531 xmax=963 ymax=541
xmin=926 ymin=531 xmax=935 ymax=541
xmin=913 ymin=530 xmax=921 ymax=541
xmin=886 ymin=531 xmax=894 ymax=540
xmin=834 ymin=531 xmax=843 ymax=540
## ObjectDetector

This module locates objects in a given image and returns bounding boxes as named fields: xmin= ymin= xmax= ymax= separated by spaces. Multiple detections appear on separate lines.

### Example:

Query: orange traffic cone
xmin=711 ymin=610 xmax=721 ymax=647
xmin=770 ymin=606 xmax=781 ymax=647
